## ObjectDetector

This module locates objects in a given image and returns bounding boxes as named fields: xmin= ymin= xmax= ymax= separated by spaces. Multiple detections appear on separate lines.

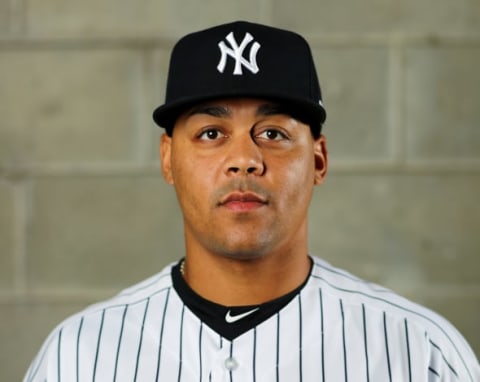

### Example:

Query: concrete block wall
xmin=1 ymin=1 xmax=479 ymax=379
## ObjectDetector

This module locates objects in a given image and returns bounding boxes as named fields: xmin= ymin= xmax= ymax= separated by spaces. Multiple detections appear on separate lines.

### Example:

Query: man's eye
xmin=258 ymin=129 xmax=287 ymax=141
xmin=198 ymin=129 xmax=225 ymax=140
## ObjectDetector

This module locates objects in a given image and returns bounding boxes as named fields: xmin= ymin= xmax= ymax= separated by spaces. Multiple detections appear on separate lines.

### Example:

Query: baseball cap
xmin=152 ymin=21 xmax=326 ymax=136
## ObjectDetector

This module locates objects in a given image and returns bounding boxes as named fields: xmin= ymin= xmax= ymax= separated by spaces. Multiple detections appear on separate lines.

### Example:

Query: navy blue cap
xmin=153 ymin=21 xmax=326 ymax=136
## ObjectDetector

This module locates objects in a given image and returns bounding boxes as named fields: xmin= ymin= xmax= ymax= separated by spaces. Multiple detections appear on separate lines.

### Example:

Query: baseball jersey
xmin=24 ymin=256 xmax=480 ymax=381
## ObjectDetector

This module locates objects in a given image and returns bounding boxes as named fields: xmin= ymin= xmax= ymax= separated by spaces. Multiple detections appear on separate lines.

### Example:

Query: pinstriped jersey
xmin=24 ymin=256 xmax=480 ymax=381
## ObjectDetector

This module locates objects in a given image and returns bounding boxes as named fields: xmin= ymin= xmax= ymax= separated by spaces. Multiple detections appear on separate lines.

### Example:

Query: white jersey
xmin=24 ymin=256 xmax=479 ymax=381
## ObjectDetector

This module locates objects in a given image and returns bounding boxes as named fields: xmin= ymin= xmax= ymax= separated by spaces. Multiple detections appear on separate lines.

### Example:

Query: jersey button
xmin=224 ymin=357 xmax=238 ymax=371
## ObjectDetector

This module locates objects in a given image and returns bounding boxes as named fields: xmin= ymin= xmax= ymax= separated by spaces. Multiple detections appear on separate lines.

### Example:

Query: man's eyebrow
xmin=186 ymin=104 xmax=231 ymax=118
xmin=256 ymin=103 xmax=290 ymax=116
xmin=185 ymin=102 xmax=291 ymax=118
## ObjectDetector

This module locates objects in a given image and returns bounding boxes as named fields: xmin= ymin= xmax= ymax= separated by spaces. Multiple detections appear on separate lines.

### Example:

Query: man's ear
xmin=160 ymin=134 xmax=174 ymax=185
xmin=313 ymin=135 xmax=328 ymax=185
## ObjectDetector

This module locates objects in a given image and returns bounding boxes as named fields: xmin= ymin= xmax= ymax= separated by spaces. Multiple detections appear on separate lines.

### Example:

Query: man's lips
xmin=219 ymin=192 xmax=268 ymax=211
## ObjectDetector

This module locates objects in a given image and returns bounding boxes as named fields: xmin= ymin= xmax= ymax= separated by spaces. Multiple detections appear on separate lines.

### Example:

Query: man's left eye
xmin=258 ymin=129 xmax=287 ymax=141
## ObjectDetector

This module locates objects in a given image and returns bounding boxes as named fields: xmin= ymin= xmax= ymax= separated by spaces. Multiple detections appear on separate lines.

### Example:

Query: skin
xmin=160 ymin=98 xmax=328 ymax=306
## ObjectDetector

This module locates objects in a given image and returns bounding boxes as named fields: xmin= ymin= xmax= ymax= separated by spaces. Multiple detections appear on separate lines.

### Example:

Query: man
xmin=24 ymin=21 xmax=479 ymax=381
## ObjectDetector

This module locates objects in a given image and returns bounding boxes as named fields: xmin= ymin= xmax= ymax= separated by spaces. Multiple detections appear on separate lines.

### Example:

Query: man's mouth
xmin=219 ymin=192 xmax=268 ymax=212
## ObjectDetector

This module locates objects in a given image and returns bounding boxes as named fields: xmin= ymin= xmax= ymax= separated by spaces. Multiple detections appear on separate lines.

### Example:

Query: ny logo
xmin=217 ymin=31 xmax=261 ymax=75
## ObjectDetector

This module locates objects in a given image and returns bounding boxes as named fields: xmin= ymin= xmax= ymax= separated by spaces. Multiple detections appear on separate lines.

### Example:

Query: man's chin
xmin=220 ymin=251 xmax=268 ymax=261
xmin=211 ymin=241 xmax=273 ymax=261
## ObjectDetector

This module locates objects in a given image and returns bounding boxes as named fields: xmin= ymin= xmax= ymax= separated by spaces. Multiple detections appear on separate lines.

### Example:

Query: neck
xmin=181 ymin=249 xmax=311 ymax=306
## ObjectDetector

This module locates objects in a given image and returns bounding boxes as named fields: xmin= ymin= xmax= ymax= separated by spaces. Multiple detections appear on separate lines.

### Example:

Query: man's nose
xmin=225 ymin=134 xmax=265 ymax=176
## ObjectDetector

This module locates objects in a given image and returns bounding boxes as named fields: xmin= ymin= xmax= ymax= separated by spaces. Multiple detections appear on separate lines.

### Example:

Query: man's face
xmin=161 ymin=98 xmax=327 ymax=261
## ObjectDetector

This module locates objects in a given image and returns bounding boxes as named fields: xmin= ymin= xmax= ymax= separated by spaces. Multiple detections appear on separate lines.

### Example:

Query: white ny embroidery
xmin=217 ymin=31 xmax=261 ymax=75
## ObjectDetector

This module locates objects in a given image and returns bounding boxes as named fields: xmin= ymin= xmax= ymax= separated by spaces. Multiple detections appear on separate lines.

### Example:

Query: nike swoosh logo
xmin=225 ymin=308 xmax=260 ymax=323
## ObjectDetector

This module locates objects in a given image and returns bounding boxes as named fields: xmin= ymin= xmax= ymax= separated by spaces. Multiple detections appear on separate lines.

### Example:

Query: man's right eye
xmin=198 ymin=128 xmax=225 ymax=141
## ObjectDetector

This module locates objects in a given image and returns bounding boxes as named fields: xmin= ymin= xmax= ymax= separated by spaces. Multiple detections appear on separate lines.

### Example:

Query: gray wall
xmin=1 ymin=1 xmax=479 ymax=380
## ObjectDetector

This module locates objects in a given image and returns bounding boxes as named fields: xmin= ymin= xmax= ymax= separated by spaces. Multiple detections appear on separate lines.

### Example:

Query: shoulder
xmin=308 ymin=256 xmax=480 ymax=381
xmin=64 ymin=261 xmax=175 ymax=334
xmin=23 ymin=263 xmax=176 ymax=382
xmin=308 ymin=256 xmax=458 ymax=340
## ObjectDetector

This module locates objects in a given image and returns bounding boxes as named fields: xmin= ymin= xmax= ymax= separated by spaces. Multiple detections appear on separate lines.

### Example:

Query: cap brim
xmin=152 ymin=93 xmax=326 ymax=135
